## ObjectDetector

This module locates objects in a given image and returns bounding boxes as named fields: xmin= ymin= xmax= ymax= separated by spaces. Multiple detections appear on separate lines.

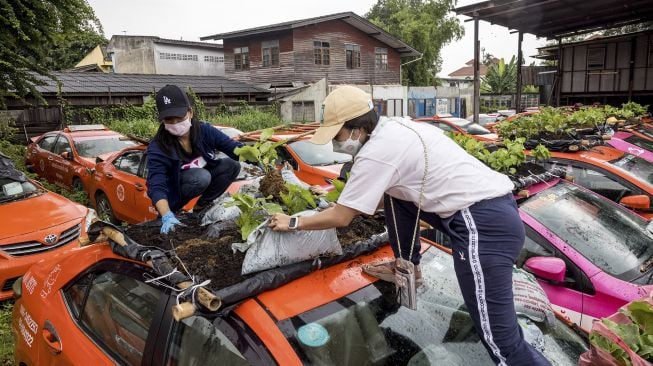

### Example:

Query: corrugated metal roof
xmin=455 ymin=0 xmax=653 ymax=39
xmin=200 ymin=11 xmax=421 ymax=57
xmin=33 ymin=72 xmax=269 ymax=95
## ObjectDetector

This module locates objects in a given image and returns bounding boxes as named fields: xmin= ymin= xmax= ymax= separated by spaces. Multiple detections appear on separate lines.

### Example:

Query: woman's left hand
xmin=269 ymin=213 xmax=291 ymax=231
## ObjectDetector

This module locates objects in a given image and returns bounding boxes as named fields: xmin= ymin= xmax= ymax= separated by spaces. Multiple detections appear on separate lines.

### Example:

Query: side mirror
xmin=620 ymin=195 xmax=651 ymax=210
xmin=61 ymin=148 xmax=72 ymax=160
xmin=524 ymin=257 xmax=566 ymax=283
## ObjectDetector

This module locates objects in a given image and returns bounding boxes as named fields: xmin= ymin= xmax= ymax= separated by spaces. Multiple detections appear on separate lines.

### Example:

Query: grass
xmin=0 ymin=303 xmax=13 ymax=365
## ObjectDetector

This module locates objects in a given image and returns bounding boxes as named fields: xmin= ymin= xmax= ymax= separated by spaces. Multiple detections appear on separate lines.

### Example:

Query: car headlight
xmin=84 ymin=208 xmax=98 ymax=233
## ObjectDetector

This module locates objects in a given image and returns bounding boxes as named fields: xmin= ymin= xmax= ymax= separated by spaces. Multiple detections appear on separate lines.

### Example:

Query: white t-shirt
xmin=337 ymin=116 xmax=514 ymax=218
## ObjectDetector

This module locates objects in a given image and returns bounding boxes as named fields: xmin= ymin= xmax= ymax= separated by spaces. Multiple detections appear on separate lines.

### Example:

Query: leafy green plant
xmin=279 ymin=183 xmax=317 ymax=215
xmin=0 ymin=303 xmax=14 ymax=364
xmin=569 ymin=108 xmax=606 ymax=129
xmin=531 ymin=144 xmax=551 ymax=161
xmin=590 ymin=300 xmax=653 ymax=364
xmin=447 ymin=132 xmax=490 ymax=163
xmin=485 ymin=138 xmax=526 ymax=175
xmin=234 ymin=128 xmax=287 ymax=173
xmin=325 ymin=178 xmax=346 ymax=203
xmin=225 ymin=193 xmax=283 ymax=240
xmin=622 ymin=102 xmax=649 ymax=118
xmin=106 ymin=118 xmax=159 ymax=140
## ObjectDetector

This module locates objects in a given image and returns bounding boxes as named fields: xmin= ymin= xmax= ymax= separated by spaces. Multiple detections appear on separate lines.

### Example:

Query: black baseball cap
xmin=156 ymin=85 xmax=191 ymax=121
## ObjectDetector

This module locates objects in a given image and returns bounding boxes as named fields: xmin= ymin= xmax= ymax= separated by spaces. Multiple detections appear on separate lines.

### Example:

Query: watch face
xmin=289 ymin=217 xmax=298 ymax=229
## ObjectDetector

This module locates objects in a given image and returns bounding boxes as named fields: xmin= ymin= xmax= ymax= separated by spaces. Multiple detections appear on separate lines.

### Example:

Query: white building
xmin=107 ymin=35 xmax=225 ymax=76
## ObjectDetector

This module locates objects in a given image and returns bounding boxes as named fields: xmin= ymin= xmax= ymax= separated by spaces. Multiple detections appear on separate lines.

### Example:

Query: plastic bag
xmin=235 ymin=210 xmax=343 ymax=275
xmin=281 ymin=165 xmax=309 ymax=189
xmin=200 ymin=193 xmax=241 ymax=226
xmin=512 ymin=267 xmax=556 ymax=327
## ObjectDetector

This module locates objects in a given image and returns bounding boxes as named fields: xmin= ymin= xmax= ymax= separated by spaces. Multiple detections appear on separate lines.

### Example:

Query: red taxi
xmin=25 ymin=125 xmax=137 ymax=192
xmin=414 ymin=114 xmax=498 ymax=141
xmin=0 ymin=153 xmax=95 ymax=300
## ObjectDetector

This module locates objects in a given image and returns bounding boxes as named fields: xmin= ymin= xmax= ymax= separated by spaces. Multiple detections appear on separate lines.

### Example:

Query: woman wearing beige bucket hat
xmin=269 ymin=85 xmax=550 ymax=366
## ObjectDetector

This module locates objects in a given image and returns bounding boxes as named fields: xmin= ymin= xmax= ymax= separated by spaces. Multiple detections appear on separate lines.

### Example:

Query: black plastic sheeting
xmin=523 ymin=138 xmax=605 ymax=152
xmin=511 ymin=167 xmax=568 ymax=191
xmin=0 ymin=153 xmax=27 ymax=182
xmin=215 ymin=232 xmax=389 ymax=310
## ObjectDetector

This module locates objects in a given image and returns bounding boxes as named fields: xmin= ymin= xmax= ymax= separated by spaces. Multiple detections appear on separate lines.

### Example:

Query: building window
xmin=204 ymin=55 xmax=224 ymax=63
xmin=262 ymin=40 xmax=280 ymax=68
xmin=292 ymin=101 xmax=316 ymax=122
xmin=375 ymin=48 xmax=388 ymax=70
xmin=386 ymin=99 xmax=403 ymax=117
xmin=314 ymin=41 xmax=330 ymax=65
xmin=346 ymin=44 xmax=361 ymax=69
xmin=159 ymin=52 xmax=198 ymax=61
xmin=234 ymin=47 xmax=249 ymax=71
xmin=587 ymin=47 xmax=605 ymax=70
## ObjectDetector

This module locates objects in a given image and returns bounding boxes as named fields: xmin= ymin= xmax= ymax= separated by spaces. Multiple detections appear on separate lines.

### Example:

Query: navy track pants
xmin=383 ymin=193 xmax=551 ymax=366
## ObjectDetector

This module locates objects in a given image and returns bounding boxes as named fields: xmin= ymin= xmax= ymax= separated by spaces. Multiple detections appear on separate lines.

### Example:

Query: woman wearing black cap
xmin=146 ymin=84 xmax=243 ymax=234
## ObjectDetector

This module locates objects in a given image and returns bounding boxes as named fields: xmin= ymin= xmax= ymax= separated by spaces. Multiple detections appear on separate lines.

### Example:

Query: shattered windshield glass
xmin=288 ymin=140 xmax=352 ymax=166
xmin=278 ymin=248 xmax=587 ymax=365
xmin=73 ymin=137 xmax=138 ymax=158
xmin=520 ymin=181 xmax=653 ymax=279
xmin=608 ymin=154 xmax=653 ymax=187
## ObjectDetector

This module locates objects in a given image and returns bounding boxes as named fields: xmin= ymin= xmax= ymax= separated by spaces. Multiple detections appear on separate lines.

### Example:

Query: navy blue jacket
xmin=146 ymin=122 xmax=243 ymax=211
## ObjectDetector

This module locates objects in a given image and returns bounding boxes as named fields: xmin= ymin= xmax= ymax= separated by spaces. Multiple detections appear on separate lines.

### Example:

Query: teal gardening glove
xmin=161 ymin=212 xmax=181 ymax=234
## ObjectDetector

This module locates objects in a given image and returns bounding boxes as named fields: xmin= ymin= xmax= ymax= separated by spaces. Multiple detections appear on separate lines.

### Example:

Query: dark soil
xmin=123 ymin=213 xmax=386 ymax=291
xmin=259 ymin=170 xmax=286 ymax=199
xmin=511 ymin=162 xmax=546 ymax=179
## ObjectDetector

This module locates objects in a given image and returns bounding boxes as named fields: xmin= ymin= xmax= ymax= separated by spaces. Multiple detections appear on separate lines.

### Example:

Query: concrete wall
xmin=280 ymin=78 xmax=328 ymax=122
xmin=109 ymin=37 xmax=156 ymax=74
xmin=153 ymin=43 xmax=225 ymax=76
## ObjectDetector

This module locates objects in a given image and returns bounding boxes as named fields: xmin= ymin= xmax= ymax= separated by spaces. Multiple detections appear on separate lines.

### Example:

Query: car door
xmin=48 ymin=260 xmax=167 ymax=365
xmin=50 ymin=135 xmax=75 ymax=188
xmin=105 ymin=150 xmax=148 ymax=223
xmin=135 ymin=153 xmax=158 ymax=222
xmin=515 ymin=226 xmax=590 ymax=329
xmin=31 ymin=134 xmax=60 ymax=182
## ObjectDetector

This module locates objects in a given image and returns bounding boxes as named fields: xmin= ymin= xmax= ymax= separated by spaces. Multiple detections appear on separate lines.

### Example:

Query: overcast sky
xmin=87 ymin=0 xmax=548 ymax=77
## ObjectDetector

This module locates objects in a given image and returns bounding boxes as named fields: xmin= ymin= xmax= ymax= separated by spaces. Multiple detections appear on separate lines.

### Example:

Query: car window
xmin=73 ymin=137 xmax=138 ymax=158
xmin=64 ymin=268 xmax=162 ymax=365
xmin=166 ymin=316 xmax=249 ymax=366
xmin=431 ymin=121 xmax=453 ymax=132
xmin=547 ymin=161 xmax=636 ymax=202
xmin=52 ymin=137 xmax=71 ymax=155
xmin=278 ymin=249 xmax=587 ymax=365
xmin=37 ymin=136 xmax=58 ymax=152
xmin=219 ymin=127 xmax=243 ymax=138
xmin=288 ymin=140 xmax=351 ymax=166
xmin=624 ymin=135 xmax=653 ymax=152
xmin=519 ymin=181 xmax=653 ymax=280
xmin=608 ymin=154 xmax=653 ymax=187
xmin=0 ymin=178 xmax=38 ymax=203
xmin=114 ymin=151 xmax=143 ymax=176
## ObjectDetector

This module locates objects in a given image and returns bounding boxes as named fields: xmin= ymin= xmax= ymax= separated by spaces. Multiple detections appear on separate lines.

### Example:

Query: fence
xmin=480 ymin=93 xmax=540 ymax=112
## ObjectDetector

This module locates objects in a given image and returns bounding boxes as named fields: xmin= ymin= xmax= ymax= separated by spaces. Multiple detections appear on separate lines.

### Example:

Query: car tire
xmin=96 ymin=192 xmax=119 ymax=224
xmin=72 ymin=177 xmax=84 ymax=192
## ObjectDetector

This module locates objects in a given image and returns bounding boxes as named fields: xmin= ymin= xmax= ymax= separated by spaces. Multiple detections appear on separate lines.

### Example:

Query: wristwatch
xmin=288 ymin=217 xmax=299 ymax=230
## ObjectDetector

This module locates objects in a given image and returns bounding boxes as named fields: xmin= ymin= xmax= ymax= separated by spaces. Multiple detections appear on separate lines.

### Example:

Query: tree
xmin=366 ymin=0 xmax=464 ymax=86
xmin=44 ymin=26 xmax=107 ymax=71
xmin=0 ymin=0 xmax=103 ymax=107
xmin=481 ymin=56 xmax=517 ymax=94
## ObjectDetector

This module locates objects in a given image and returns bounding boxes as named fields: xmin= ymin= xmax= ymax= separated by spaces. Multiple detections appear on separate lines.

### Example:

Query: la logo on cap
xmin=163 ymin=96 xmax=172 ymax=105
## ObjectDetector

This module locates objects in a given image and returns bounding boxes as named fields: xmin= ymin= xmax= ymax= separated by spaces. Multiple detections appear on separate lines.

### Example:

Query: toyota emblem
xmin=44 ymin=234 xmax=58 ymax=245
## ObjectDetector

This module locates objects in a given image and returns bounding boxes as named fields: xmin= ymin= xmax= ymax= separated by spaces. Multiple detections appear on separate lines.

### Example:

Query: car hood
xmin=0 ymin=191 xmax=86 ymax=241
xmin=313 ymin=164 xmax=343 ymax=178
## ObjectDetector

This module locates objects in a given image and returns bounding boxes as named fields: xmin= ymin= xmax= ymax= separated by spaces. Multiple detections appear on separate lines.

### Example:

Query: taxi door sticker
xmin=116 ymin=184 xmax=125 ymax=201
xmin=39 ymin=159 xmax=45 ymax=172
xmin=40 ymin=264 xmax=62 ymax=299
xmin=18 ymin=304 xmax=38 ymax=347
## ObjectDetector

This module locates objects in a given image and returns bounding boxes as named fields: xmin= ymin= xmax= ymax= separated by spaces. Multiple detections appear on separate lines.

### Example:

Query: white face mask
xmin=164 ymin=118 xmax=191 ymax=136
xmin=332 ymin=129 xmax=363 ymax=156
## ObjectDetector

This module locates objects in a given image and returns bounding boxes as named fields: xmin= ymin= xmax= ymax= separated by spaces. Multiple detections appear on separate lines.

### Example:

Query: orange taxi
xmin=414 ymin=114 xmax=498 ymax=141
xmin=242 ymin=124 xmax=351 ymax=185
xmin=0 ymin=153 xmax=95 ymax=300
xmin=25 ymin=125 xmax=137 ymax=192
xmin=529 ymin=145 xmax=653 ymax=219
xmin=88 ymin=144 xmax=250 ymax=224
xmin=12 ymin=235 xmax=587 ymax=365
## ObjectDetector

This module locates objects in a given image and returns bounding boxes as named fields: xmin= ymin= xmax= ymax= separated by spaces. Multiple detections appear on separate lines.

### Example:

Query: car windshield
xmin=468 ymin=115 xmax=497 ymax=126
xmin=218 ymin=127 xmax=243 ymax=138
xmin=278 ymin=248 xmax=587 ymax=365
xmin=520 ymin=182 xmax=653 ymax=279
xmin=608 ymin=154 xmax=653 ymax=187
xmin=624 ymin=135 xmax=653 ymax=152
xmin=73 ymin=137 xmax=138 ymax=158
xmin=0 ymin=178 xmax=39 ymax=203
xmin=288 ymin=140 xmax=352 ymax=165
xmin=466 ymin=123 xmax=493 ymax=135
